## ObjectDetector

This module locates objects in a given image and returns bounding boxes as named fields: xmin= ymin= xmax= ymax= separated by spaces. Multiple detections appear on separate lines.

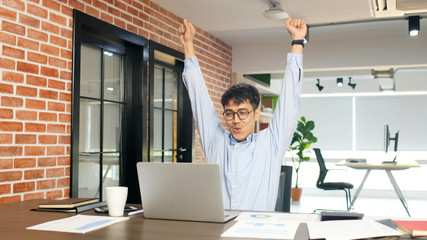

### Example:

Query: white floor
xmin=291 ymin=195 xmax=427 ymax=219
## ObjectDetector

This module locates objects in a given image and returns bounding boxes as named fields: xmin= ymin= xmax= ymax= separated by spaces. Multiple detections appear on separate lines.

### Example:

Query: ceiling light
xmin=337 ymin=78 xmax=343 ymax=87
xmin=104 ymin=51 xmax=113 ymax=56
xmin=348 ymin=77 xmax=356 ymax=89
xmin=408 ymin=16 xmax=420 ymax=36
xmin=263 ymin=0 xmax=289 ymax=20
xmin=316 ymin=78 xmax=324 ymax=91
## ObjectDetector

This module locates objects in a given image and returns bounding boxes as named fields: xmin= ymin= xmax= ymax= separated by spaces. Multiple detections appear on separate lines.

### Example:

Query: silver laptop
xmin=136 ymin=162 xmax=239 ymax=223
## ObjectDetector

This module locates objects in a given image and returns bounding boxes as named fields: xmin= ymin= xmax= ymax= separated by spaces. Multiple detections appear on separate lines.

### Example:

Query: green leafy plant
xmin=289 ymin=116 xmax=317 ymax=188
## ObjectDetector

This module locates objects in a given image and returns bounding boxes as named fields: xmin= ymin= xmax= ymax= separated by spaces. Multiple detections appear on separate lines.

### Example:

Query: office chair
xmin=275 ymin=165 xmax=293 ymax=212
xmin=313 ymin=148 xmax=354 ymax=210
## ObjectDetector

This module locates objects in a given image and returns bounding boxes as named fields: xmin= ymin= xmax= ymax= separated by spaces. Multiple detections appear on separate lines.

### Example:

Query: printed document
xmin=27 ymin=215 xmax=128 ymax=234
xmin=307 ymin=219 xmax=403 ymax=240
xmin=222 ymin=212 xmax=319 ymax=239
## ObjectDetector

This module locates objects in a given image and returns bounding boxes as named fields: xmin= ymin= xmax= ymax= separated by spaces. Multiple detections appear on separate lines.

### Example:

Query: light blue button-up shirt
xmin=182 ymin=53 xmax=303 ymax=211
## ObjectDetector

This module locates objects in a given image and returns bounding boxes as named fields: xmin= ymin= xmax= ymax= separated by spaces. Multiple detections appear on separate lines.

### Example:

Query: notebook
xmin=36 ymin=198 xmax=105 ymax=213
xmin=136 ymin=162 xmax=239 ymax=223
xmin=38 ymin=198 xmax=99 ymax=209
xmin=393 ymin=220 xmax=427 ymax=237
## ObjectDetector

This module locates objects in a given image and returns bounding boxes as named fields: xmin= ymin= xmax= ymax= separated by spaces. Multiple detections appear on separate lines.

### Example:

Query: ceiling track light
xmin=263 ymin=0 xmax=289 ymax=20
xmin=337 ymin=77 xmax=343 ymax=87
xmin=316 ymin=78 xmax=324 ymax=91
xmin=408 ymin=16 xmax=420 ymax=36
xmin=348 ymin=77 xmax=356 ymax=89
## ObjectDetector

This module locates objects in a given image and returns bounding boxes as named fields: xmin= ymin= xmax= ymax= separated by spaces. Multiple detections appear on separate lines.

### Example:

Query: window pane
xmin=102 ymin=153 xmax=120 ymax=201
xmin=103 ymin=103 xmax=123 ymax=152
xmin=104 ymin=51 xmax=124 ymax=102
xmin=164 ymin=110 xmax=177 ymax=151
xmin=78 ymin=153 xmax=100 ymax=198
xmin=154 ymin=49 xmax=176 ymax=65
xmin=153 ymin=108 xmax=163 ymax=150
xmin=79 ymin=99 xmax=100 ymax=152
xmin=164 ymin=68 xmax=177 ymax=110
xmin=81 ymin=44 xmax=101 ymax=98
xmin=163 ymin=151 xmax=174 ymax=163
xmin=153 ymin=66 xmax=163 ymax=108
xmin=152 ymin=150 xmax=163 ymax=163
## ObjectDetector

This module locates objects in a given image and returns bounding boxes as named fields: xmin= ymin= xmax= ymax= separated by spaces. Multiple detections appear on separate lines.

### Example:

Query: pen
xmin=128 ymin=209 xmax=144 ymax=216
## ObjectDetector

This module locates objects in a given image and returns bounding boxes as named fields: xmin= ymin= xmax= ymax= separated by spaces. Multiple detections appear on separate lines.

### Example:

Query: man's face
xmin=223 ymin=99 xmax=260 ymax=142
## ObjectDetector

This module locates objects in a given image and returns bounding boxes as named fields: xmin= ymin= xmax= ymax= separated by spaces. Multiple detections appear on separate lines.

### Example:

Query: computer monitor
xmin=392 ymin=131 xmax=399 ymax=152
xmin=384 ymin=124 xmax=390 ymax=153
xmin=384 ymin=124 xmax=399 ymax=153
xmin=383 ymin=125 xmax=399 ymax=163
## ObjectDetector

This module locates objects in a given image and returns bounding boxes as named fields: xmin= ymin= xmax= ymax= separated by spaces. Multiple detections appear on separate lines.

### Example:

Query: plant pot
xmin=291 ymin=187 xmax=303 ymax=201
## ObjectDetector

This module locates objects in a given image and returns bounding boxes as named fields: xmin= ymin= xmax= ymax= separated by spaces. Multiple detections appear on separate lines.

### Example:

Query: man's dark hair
xmin=221 ymin=83 xmax=260 ymax=110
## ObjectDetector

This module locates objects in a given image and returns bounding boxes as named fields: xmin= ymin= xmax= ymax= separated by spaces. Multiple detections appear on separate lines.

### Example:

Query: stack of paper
xmin=307 ymin=219 xmax=402 ymax=240
xmin=222 ymin=212 xmax=403 ymax=240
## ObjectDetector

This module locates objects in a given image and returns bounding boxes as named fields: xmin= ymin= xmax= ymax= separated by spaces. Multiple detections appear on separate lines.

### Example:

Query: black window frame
xmin=148 ymin=40 xmax=194 ymax=163
xmin=71 ymin=10 xmax=148 ymax=203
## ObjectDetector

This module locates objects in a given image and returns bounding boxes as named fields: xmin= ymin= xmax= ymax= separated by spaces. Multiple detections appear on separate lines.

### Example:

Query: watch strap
xmin=291 ymin=39 xmax=305 ymax=47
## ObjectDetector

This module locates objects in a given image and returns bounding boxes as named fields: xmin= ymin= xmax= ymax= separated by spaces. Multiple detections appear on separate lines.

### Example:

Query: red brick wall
xmin=0 ymin=0 xmax=232 ymax=204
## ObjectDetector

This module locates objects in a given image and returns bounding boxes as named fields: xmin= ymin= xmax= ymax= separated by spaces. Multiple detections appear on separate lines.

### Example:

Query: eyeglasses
xmin=223 ymin=109 xmax=254 ymax=121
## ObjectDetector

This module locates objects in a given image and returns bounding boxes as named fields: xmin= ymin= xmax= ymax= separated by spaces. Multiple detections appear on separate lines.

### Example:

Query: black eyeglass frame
xmin=222 ymin=108 xmax=255 ymax=121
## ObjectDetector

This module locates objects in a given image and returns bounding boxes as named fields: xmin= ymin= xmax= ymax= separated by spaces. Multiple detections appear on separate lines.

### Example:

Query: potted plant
xmin=288 ymin=116 xmax=317 ymax=201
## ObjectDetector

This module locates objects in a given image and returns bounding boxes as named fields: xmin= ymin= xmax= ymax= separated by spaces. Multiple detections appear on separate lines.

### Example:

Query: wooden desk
xmin=6 ymin=199 xmax=421 ymax=239
xmin=337 ymin=159 xmax=420 ymax=217
xmin=0 ymin=199 xmax=310 ymax=240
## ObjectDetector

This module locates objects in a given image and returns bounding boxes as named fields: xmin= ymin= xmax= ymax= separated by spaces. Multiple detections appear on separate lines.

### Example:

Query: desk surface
xmin=0 ymin=199 xmax=293 ymax=240
xmin=3 ymin=199 xmax=420 ymax=240
xmin=336 ymin=159 xmax=420 ymax=170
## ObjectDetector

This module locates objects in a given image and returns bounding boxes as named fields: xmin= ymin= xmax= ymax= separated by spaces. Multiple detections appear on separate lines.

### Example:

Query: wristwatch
xmin=291 ymin=39 xmax=307 ymax=47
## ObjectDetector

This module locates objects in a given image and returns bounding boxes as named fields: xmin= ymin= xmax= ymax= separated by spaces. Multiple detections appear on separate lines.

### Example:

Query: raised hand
xmin=286 ymin=18 xmax=307 ymax=40
xmin=178 ymin=19 xmax=196 ymax=59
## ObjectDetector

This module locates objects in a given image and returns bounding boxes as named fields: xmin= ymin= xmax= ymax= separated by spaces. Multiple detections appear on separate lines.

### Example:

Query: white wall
xmin=232 ymin=19 xmax=427 ymax=74
xmin=297 ymin=94 xmax=427 ymax=152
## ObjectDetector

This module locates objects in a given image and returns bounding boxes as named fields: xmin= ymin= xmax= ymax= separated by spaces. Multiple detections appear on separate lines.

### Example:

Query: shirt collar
xmin=228 ymin=132 xmax=255 ymax=146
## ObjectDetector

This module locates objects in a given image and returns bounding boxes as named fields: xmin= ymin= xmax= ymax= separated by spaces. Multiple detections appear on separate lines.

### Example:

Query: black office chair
xmin=275 ymin=165 xmax=293 ymax=212
xmin=313 ymin=148 xmax=354 ymax=210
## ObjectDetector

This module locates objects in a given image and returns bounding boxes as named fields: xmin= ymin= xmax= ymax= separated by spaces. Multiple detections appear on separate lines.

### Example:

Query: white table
xmin=336 ymin=159 xmax=420 ymax=216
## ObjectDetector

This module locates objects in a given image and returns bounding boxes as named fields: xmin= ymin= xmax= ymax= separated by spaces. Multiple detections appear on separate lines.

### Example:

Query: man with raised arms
xmin=179 ymin=18 xmax=307 ymax=211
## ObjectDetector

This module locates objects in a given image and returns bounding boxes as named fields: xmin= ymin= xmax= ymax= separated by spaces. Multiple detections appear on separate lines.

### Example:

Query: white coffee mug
xmin=105 ymin=186 xmax=128 ymax=217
